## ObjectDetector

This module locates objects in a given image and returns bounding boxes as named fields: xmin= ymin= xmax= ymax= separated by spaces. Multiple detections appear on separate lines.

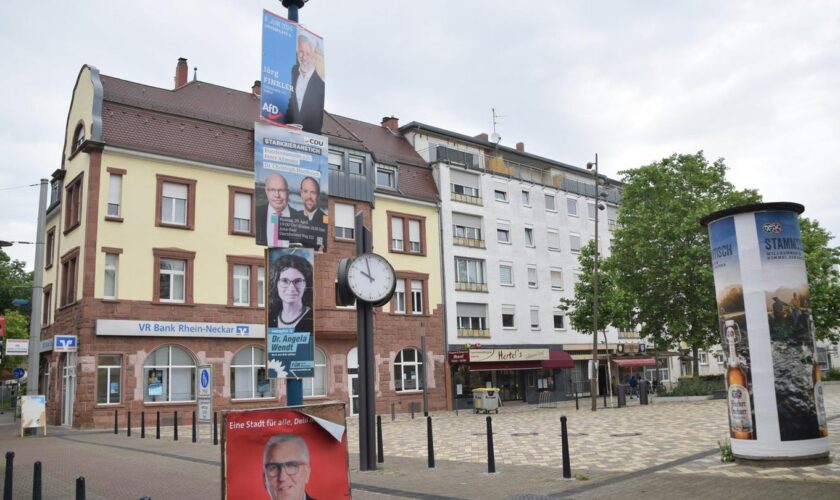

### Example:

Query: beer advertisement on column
xmin=254 ymin=122 xmax=329 ymax=251
xmin=755 ymin=211 xmax=827 ymax=440
xmin=708 ymin=216 xmax=756 ymax=440
xmin=266 ymin=247 xmax=315 ymax=379
xmin=261 ymin=10 xmax=325 ymax=135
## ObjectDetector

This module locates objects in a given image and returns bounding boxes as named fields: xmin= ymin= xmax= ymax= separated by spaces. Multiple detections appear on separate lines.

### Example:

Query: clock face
xmin=347 ymin=253 xmax=396 ymax=304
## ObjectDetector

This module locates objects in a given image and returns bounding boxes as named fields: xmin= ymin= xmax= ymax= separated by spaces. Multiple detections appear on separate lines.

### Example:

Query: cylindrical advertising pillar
xmin=701 ymin=202 xmax=828 ymax=460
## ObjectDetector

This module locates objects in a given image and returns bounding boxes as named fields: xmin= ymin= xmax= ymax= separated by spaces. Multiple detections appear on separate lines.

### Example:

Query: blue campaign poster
xmin=266 ymin=248 xmax=315 ymax=378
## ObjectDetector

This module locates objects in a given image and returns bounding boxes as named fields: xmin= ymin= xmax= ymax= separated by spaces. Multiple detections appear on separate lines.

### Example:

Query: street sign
xmin=12 ymin=368 xmax=26 ymax=379
xmin=197 ymin=364 xmax=212 ymax=423
xmin=54 ymin=335 xmax=78 ymax=352
xmin=5 ymin=339 xmax=28 ymax=356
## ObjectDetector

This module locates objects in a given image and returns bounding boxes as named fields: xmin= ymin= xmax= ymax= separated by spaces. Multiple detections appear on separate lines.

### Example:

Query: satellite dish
xmin=490 ymin=132 xmax=501 ymax=144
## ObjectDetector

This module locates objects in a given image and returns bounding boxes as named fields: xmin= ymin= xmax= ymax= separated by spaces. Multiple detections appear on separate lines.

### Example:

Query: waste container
xmin=473 ymin=388 xmax=501 ymax=414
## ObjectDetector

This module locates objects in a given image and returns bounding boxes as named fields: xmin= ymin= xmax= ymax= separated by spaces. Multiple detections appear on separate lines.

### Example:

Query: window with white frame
xmin=107 ymin=173 xmax=122 ymax=217
xmin=545 ymin=193 xmax=556 ymax=211
xmin=553 ymin=311 xmax=565 ymax=329
xmin=97 ymin=354 xmax=121 ymax=405
xmin=161 ymin=182 xmax=188 ymax=225
xmin=567 ymin=197 xmax=578 ymax=217
xmin=411 ymin=280 xmax=423 ymax=314
xmin=524 ymin=227 xmax=535 ymax=247
xmin=257 ymin=266 xmax=265 ymax=307
xmin=233 ymin=192 xmax=252 ymax=233
xmin=530 ymin=307 xmax=540 ymax=330
xmin=457 ymin=303 xmax=487 ymax=331
xmin=393 ymin=278 xmax=406 ymax=313
xmin=699 ymin=352 xmax=708 ymax=365
xmin=303 ymin=347 xmax=327 ymax=397
xmin=394 ymin=347 xmax=423 ymax=392
xmin=499 ymin=263 xmax=513 ymax=286
xmin=452 ymin=213 xmax=483 ymax=242
xmin=497 ymin=222 xmax=511 ymax=243
xmin=231 ymin=346 xmax=275 ymax=399
xmin=376 ymin=166 xmax=396 ymax=188
xmin=233 ymin=264 xmax=250 ymax=306
xmin=551 ymin=269 xmax=563 ymax=290
xmin=455 ymin=257 xmax=485 ymax=285
xmin=547 ymin=229 xmax=561 ymax=251
xmin=143 ymin=345 xmax=196 ymax=402
xmin=334 ymin=203 xmax=355 ymax=240
xmin=527 ymin=266 xmax=538 ymax=288
xmin=329 ymin=151 xmax=343 ymax=170
xmin=391 ymin=216 xmax=405 ymax=251
xmin=713 ymin=352 xmax=724 ymax=365
xmin=570 ymin=234 xmax=581 ymax=253
xmin=349 ymin=156 xmax=364 ymax=175
xmin=502 ymin=305 xmax=516 ymax=328
xmin=104 ymin=253 xmax=118 ymax=299
xmin=450 ymin=170 xmax=480 ymax=198
xmin=588 ymin=202 xmax=597 ymax=220
xmin=522 ymin=190 xmax=531 ymax=207
xmin=494 ymin=189 xmax=508 ymax=202
xmin=159 ymin=259 xmax=186 ymax=302
xmin=408 ymin=219 xmax=421 ymax=252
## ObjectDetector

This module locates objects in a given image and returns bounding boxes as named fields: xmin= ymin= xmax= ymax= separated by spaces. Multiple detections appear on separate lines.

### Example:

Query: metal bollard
xmin=213 ymin=412 xmax=218 ymax=446
xmin=128 ymin=411 xmax=132 ymax=437
xmin=390 ymin=403 xmax=395 ymax=422
xmin=174 ymin=411 xmax=179 ymax=441
xmin=141 ymin=411 xmax=146 ymax=439
xmin=114 ymin=410 xmax=118 ymax=434
xmin=486 ymin=416 xmax=496 ymax=473
xmin=410 ymin=402 xmax=415 ymax=420
xmin=427 ymin=416 xmax=435 ymax=468
xmin=575 ymin=389 xmax=579 ymax=410
xmin=75 ymin=476 xmax=85 ymax=500
xmin=156 ymin=411 xmax=161 ymax=440
xmin=376 ymin=415 xmax=384 ymax=464
xmin=603 ymin=391 xmax=607 ymax=408
xmin=33 ymin=461 xmax=42 ymax=500
xmin=4 ymin=451 xmax=14 ymax=500
xmin=561 ymin=416 xmax=571 ymax=479
xmin=192 ymin=411 xmax=197 ymax=443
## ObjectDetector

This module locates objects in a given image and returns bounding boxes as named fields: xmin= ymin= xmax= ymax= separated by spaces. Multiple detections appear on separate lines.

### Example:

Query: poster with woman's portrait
xmin=266 ymin=248 xmax=315 ymax=379
xmin=148 ymin=369 xmax=164 ymax=396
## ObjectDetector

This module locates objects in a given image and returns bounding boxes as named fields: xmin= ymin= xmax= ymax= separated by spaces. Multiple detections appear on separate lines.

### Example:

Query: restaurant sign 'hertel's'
xmin=96 ymin=320 xmax=265 ymax=339
xmin=469 ymin=348 xmax=549 ymax=362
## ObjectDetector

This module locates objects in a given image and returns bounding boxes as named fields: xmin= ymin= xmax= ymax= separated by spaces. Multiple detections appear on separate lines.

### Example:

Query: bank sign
xmin=96 ymin=320 xmax=265 ymax=339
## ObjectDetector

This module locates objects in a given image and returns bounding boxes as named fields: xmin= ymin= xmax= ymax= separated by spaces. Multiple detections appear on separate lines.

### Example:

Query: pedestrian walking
xmin=629 ymin=374 xmax=638 ymax=398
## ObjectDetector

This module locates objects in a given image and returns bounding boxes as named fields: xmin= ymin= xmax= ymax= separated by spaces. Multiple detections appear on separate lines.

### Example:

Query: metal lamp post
xmin=586 ymin=156 xmax=607 ymax=411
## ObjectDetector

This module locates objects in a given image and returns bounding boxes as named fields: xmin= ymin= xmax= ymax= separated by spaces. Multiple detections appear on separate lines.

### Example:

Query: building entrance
xmin=61 ymin=353 xmax=76 ymax=426
xmin=497 ymin=370 xmax=525 ymax=402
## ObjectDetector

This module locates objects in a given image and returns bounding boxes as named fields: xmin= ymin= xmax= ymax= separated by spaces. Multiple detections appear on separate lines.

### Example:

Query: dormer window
xmin=72 ymin=123 xmax=85 ymax=152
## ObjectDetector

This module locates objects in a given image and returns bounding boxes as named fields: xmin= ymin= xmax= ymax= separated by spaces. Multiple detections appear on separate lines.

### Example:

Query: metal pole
xmin=282 ymin=0 xmax=306 ymax=22
xmin=213 ymin=411 xmax=219 ymax=445
xmin=589 ymin=154 xmax=600 ymax=412
xmin=4 ymin=451 xmax=14 ymax=500
xmin=376 ymin=415 xmax=384 ymax=463
xmin=141 ymin=411 xmax=145 ymax=439
xmin=356 ymin=213 xmax=376 ymax=471
xmin=156 ymin=411 xmax=160 ymax=439
xmin=421 ymin=326 xmax=428 ymax=416
xmin=27 ymin=179 xmax=48 ymax=396
xmin=33 ymin=461 xmax=42 ymax=500
xmin=174 ymin=411 xmax=178 ymax=441
xmin=192 ymin=411 xmax=197 ymax=443
xmin=561 ymin=416 xmax=571 ymax=479
xmin=486 ymin=416 xmax=496 ymax=473
xmin=426 ymin=416 xmax=435 ymax=468
xmin=127 ymin=411 xmax=131 ymax=437
xmin=75 ymin=477 xmax=85 ymax=500
xmin=114 ymin=410 xmax=118 ymax=434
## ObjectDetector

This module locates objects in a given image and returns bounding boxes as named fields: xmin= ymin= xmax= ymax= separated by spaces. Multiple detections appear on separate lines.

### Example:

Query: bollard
xmin=114 ymin=410 xmax=118 ymax=434
xmin=192 ymin=411 xmax=197 ymax=443
xmin=128 ymin=411 xmax=132 ymax=437
xmin=75 ymin=476 xmax=85 ymax=500
xmin=561 ymin=416 xmax=572 ymax=479
xmin=427 ymin=416 xmax=435 ymax=468
xmin=33 ymin=461 xmax=42 ymax=500
xmin=4 ymin=451 xmax=14 ymax=500
xmin=640 ymin=381 xmax=648 ymax=405
xmin=410 ymin=402 xmax=415 ymax=420
xmin=376 ymin=415 xmax=384 ymax=464
xmin=390 ymin=403 xmax=395 ymax=422
xmin=174 ymin=411 xmax=179 ymax=441
xmin=617 ymin=385 xmax=626 ymax=408
xmin=213 ymin=412 xmax=219 ymax=446
xmin=574 ymin=389 xmax=579 ymax=411
xmin=486 ymin=416 xmax=496 ymax=474
xmin=156 ymin=411 xmax=160 ymax=440
xmin=141 ymin=411 xmax=146 ymax=439
xmin=603 ymin=391 xmax=607 ymax=408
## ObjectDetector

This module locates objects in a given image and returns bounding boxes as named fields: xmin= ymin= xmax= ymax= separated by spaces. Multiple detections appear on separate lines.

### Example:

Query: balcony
xmin=450 ymin=192 xmax=482 ymax=205
xmin=457 ymin=328 xmax=490 ymax=338
xmin=455 ymin=282 xmax=488 ymax=293
xmin=453 ymin=236 xmax=485 ymax=249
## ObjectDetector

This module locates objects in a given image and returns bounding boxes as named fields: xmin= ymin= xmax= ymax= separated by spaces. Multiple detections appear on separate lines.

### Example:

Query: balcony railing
xmin=457 ymin=328 xmax=490 ymax=338
xmin=450 ymin=192 xmax=482 ymax=205
xmin=453 ymin=236 xmax=485 ymax=248
xmin=455 ymin=282 xmax=488 ymax=293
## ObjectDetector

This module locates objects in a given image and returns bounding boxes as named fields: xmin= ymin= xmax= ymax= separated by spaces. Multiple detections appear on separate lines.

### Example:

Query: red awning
xmin=469 ymin=361 xmax=541 ymax=372
xmin=613 ymin=358 xmax=656 ymax=367
xmin=541 ymin=350 xmax=574 ymax=369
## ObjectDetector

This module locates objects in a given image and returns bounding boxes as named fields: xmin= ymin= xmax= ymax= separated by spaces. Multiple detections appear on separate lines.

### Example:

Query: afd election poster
xmin=261 ymin=10 xmax=325 ymax=135
xmin=266 ymin=248 xmax=315 ymax=378
xmin=223 ymin=405 xmax=350 ymax=500
xmin=254 ymin=122 xmax=329 ymax=251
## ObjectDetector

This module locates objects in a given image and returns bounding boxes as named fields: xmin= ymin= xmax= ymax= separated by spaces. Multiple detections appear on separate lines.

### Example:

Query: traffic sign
xmin=12 ymin=367 xmax=26 ymax=379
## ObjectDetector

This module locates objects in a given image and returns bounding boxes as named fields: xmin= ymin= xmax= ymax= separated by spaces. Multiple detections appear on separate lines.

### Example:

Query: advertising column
xmin=702 ymin=202 xmax=829 ymax=460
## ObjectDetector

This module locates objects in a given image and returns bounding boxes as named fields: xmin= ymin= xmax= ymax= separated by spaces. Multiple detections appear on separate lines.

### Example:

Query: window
xmin=42 ymin=284 xmax=52 ymax=326
xmin=257 ymin=266 xmax=265 ymax=307
xmin=544 ymin=193 xmax=556 ymax=211
xmin=97 ymin=354 xmax=121 ymax=405
xmin=494 ymin=189 xmax=508 ymax=202
xmin=451 ymin=183 xmax=480 ymax=198
xmin=607 ymin=206 xmax=618 ymax=229
xmin=452 ymin=213 xmax=483 ymax=247
xmin=64 ymin=173 xmax=83 ymax=233
xmin=530 ymin=307 xmax=540 ymax=330
xmin=524 ymin=227 xmax=535 ymax=247
xmin=334 ymin=203 xmax=355 ymax=240
xmin=231 ymin=346 xmax=275 ymax=399
xmin=153 ymin=248 xmax=195 ymax=304
xmin=144 ymin=345 xmax=196 ymax=402
xmin=588 ymin=202 xmax=597 ymax=220
xmin=229 ymin=187 xmax=254 ymax=235
xmin=393 ymin=278 xmax=406 ymax=313
xmin=394 ymin=348 xmax=423 ymax=392
xmin=72 ymin=123 xmax=85 ymax=152
xmin=104 ymin=253 xmax=118 ymax=299
xmin=349 ymin=156 xmax=364 ymax=175
xmin=699 ymin=352 xmax=708 ymax=365
xmin=431 ymin=145 xmax=479 ymax=168
xmin=499 ymin=263 xmax=513 ymax=286
xmin=551 ymin=269 xmax=563 ymax=290
xmin=227 ymin=256 xmax=263 ymax=307
xmin=45 ymin=227 xmax=55 ymax=268
xmin=376 ymin=166 xmax=396 ymax=188
xmin=553 ymin=312 xmax=565 ymax=329
xmin=547 ymin=229 xmax=561 ymax=251
xmin=457 ymin=303 xmax=488 ymax=336
xmin=567 ymin=197 xmax=578 ymax=217
xmin=156 ymin=175 xmax=196 ymax=230
xmin=106 ymin=170 xmax=123 ymax=218
xmin=455 ymin=257 xmax=485 ymax=291
xmin=527 ymin=266 xmax=538 ymax=288
xmin=303 ymin=347 xmax=327 ymax=397
xmin=497 ymin=223 xmax=511 ymax=244
xmin=570 ymin=234 xmax=581 ymax=253
xmin=713 ymin=352 xmax=725 ymax=365
xmin=502 ymin=305 xmax=516 ymax=328
xmin=233 ymin=265 xmax=250 ymax=306
xmin=450 ymin=170 xmax=481 ymax=202
xmin=388 ymin=212 xmax=426 ymax=255
xmin=60 ymin=247 xmax=80 ymax=307
xmin=522 ymin=190 xmax=531 ymax=207
xmin=329 ymin=151 xmax=343 ymax=170
xmin=411 ymin=280 xmax=423 ymax=314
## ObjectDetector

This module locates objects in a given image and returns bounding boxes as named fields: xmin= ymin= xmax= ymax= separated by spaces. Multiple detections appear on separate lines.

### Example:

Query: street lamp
xmin=586 ymin=155 xmax=607 ymax=411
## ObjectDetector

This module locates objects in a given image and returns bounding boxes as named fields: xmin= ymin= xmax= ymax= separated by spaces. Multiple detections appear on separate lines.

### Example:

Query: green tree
xmin=0 ymin=249 xmax=33 ymax=317
xmin=800 ymin=217 xmax=840 ymax=342
xmin=1 ymin=309 xmax=29 ymax=375
xmin=609 ymin=152 xmax=761 ymax=379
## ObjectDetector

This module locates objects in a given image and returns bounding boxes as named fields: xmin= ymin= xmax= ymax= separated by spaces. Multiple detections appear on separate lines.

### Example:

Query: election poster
xmin=266 ymin=247 xmax=315 ymax=378
xmin=222 ymin=404 xmax=350 ymax=500
xmin=21 ymin=395 xmax=47 ymax=436
xmin=254 ymin=122 xmax=329 ymax=252
xmin=261 ymin=10 xmax=325 ymax=135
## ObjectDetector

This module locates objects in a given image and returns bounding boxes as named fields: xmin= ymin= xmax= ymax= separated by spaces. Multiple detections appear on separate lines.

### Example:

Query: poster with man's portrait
xmin=266 ymin=248 xmax=315 ymax=379
xmin=223 ymin=405 xmax=350 ymax=500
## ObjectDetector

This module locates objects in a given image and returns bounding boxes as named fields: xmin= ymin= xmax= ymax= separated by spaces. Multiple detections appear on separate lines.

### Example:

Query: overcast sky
xmin=2 ymin=0 xmax=838 ymax=270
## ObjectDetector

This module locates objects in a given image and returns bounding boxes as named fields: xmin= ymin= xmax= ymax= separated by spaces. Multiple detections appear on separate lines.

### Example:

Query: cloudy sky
xmin=2 ymin=0 xmax=838 ymax=269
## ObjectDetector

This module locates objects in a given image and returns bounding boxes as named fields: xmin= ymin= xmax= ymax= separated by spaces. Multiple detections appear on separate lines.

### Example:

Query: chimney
xmin=252 ymin=80 xmax=261 ymax=96
xmin=381 ymin=116 xmax=399 ymax=132
xmin=516 ymin=142 xmax=525 ymax=152
xmin=475 ymin=133 xmax=489 ymax=142
xmin=174 ymin=58 xmax=188 ymax=88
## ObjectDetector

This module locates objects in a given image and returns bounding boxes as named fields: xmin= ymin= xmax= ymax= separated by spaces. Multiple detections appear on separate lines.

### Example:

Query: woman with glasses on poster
xmin=268 ymin=253 xmax=313 ymax=332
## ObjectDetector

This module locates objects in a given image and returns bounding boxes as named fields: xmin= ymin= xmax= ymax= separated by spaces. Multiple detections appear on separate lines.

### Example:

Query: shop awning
xmin=613 ymin=357 xmax=656 ymax=367
xmin=468 ymin=361 xmax=540 ymax=372
xmin=541 ymin=350 xmax=574 ymax=369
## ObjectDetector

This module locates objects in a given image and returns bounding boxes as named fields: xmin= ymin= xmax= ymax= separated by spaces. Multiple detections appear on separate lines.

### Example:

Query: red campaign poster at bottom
xmin=223 ymin=406 xmax=349 ymax=500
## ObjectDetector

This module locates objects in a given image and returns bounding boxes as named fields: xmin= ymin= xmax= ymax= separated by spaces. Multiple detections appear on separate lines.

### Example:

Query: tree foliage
xmin=609 ymin=152 xmax=761 ymax=376
xmin=1 ymin=309 xmax=28 ymax=374
xmin=0 ymin=249 xmax=33 ymax=317
xmin=800 ymin=217 xmax=840 ymax=342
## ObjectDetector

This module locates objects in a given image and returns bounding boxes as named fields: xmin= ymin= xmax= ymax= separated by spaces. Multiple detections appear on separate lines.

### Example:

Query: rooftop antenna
xmin=490 ymin=108 xmax=503 ymax=145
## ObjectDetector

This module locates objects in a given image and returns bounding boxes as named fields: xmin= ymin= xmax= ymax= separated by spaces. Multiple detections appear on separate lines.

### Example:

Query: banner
xmin=223 ymin=405 xmax=349 ymax=499
xmin=254 ymin=122 xmax=329 ymax=252
xmin=261 ymin=10 xmax=325 ymax=135
xmin=266 ymin=248 xmax=315 ymax=378
xmin=21 ymin=395 xmax=47 ymax=436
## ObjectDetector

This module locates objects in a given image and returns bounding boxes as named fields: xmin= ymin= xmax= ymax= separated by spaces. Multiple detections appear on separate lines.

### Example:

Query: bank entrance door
xmin=61 ymin=353 xmax=76 ymax=426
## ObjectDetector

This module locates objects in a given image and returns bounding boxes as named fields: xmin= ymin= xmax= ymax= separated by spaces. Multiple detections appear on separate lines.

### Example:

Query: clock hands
xmin=360 ymin=257 xmax=374 ymax=282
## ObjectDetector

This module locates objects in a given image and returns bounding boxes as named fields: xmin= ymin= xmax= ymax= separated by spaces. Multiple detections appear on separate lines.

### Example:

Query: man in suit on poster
xmin=263 ymin=433 xmax=315 ymax=500
xmin=256 ymin=173 xmax=301 ymax=247
xmin=294 ymin=176 xmax=327 ymax=251
xmin=283 ymin=33 xmax=325 ymax=134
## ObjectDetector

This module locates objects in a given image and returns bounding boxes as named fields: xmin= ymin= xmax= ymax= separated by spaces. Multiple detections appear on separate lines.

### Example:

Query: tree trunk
xmin=691 ymin=345 xmax=700 ymax=381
